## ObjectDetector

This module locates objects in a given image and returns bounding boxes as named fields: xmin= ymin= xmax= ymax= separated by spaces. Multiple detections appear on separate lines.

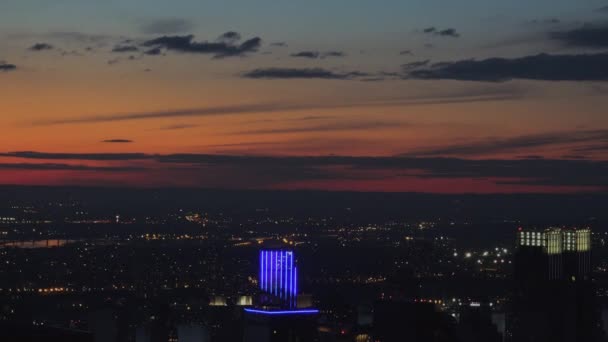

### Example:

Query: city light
xmin=244 ymin=308 xmax=319 ymax=315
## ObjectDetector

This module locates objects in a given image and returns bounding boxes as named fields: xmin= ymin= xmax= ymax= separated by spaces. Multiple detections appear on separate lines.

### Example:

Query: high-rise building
xmin=243 ymin=247 xmax=319 ymax=342
xmin=509 ymin=227 xmax=601 ymax=342
xmin=515 ymin=227 xmax=591 ymax=281
xmin=259 ymin=249 xmax=298 ymax=308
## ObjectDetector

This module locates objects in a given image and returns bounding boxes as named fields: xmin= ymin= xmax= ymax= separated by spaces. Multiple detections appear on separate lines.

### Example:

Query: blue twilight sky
xmin=1 ymin=0 xmax=604 ymax=38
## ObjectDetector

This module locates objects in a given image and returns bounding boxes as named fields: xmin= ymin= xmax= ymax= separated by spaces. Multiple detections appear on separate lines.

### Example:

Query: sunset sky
xmin=1 ymin=0 xmax=608 ymax=192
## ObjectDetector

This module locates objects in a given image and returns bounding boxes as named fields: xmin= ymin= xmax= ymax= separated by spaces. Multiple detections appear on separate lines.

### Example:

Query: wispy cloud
xmin=237 ymin=121 xmax=405 ymax=135
xmin=0 ymin=151 xmax=151 ymax=161
xmin=401 ymin=129 xmax=608 ymax=157
xmin=0 ymin=163 xmax=143 ymax=172
xmin=101 ymin=139 xmax=133 ymax=143
xmin=160 ymin=123 xmax=200 ymax=130
xmin=34 ymin=86 xmax=523 ymax=126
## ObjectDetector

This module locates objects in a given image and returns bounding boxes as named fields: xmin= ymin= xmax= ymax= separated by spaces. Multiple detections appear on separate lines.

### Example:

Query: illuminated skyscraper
xmin=515 ymin=227 xmax=591 ymax=281
xmin=509 ymin=227 xmax=600 ymax=342
xmin=259 ymin=250 xmax=297 ymax=308
xmin=243 ymin=248 xmax=318 ymax=342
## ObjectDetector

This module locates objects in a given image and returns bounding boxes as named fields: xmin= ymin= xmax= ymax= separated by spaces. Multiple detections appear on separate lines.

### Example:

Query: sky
xmin=1 ymin=0 xmax=608 ymax=193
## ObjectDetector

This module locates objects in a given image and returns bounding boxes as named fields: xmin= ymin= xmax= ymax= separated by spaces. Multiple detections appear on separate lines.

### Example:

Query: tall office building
xmin=243 ymin=247 xmax=319 ymax=342
xmin=259 ymin=249 xmax=298 ymax=308
xmin=515 ymin=227 xmax=591 ymax=282
xmin=509 ymin=227 xmax=601 ymax=342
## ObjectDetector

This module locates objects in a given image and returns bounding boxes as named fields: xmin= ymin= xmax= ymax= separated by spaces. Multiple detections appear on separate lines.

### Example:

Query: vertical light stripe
xmin=293 ymin=267 xmax=298 ymax=302
xmin=290 ymin=252 xmax=294 ymax=307
xmin=264 ymin=251 xmax=268 ymax=292
xmin=279 ymin=251 xmax=283 ymax=299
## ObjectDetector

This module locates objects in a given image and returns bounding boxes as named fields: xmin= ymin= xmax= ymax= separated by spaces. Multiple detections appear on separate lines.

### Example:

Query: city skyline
xmin=1 ymin=1 xmax=608 ymax=192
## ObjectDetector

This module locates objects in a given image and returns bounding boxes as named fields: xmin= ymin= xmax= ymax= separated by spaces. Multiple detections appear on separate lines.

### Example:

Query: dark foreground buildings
xmin=509 ymin=227 xmax=603 ymax=342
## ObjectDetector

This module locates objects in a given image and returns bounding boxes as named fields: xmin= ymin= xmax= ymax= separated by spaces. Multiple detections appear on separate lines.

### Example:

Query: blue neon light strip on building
xmin=259 ymin=249 xmax=298 ymax=308
xmin=244 ymin=308 xmax=319 ymax=315
xmin=289 ymin=252 xmax=294 ymax=307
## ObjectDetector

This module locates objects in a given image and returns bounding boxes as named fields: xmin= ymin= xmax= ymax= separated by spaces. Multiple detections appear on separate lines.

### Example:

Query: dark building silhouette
xmin=1 ymin=322 xmax=93 ymax=342
xmin=457 ymin=305 xmax=503 ymax=342
xmin=243 ymin=309 xmax=319 ymax=342
xmin=509 ymin=227 xmax=602 ymax=342
xmin=372 ymin=301 xmax=457 ymax=342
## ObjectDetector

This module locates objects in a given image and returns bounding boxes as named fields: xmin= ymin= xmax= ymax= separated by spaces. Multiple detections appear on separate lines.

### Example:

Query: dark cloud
xmin=290 ymin=51 xmax=320 ymax=59
xmin=561 ymin=155 xmax=588 ymax=160
xmin=550 ymin=24 xmax=608 ymax=48
xmin=4 ymin=151 xmax=606 ymax=188
xmin=144 ymin=47 xmax=163 ymax=56
xmin=422 ymin=27 xmax=460 ymax=37
xmin=399 ymin=50 xmax=413 ymax=55
xmin=142 ymin=34 xmax=261 ymax=58
xmin=270 ymin=42 xmax=288 ymax=47
xmin=0 ymin=163 xmax=142 ymax=172
xmin=596 ymin=5 xmax=608 ymax=13
xmin=402 ymin=129 xmax=608 ymax=157
xmin=141 ymin=18 xmax=195 ymax=34
xmin=236 ymin=38 xmax=263 ymax=55
xmin=322 ymin=51 xmax=346 ymax=58
xmin=0 ymin=62 xmax=16 ymax=72
xmin=242 ymin=67 xmax=366 ymax=79
xmin=0 ymin=151 xmax=151 ymax=161
xmin=407 ymin=53 xmax=608 ymax=82
xmin=112 ymin=45 xmax=139 ymax=53
xmin=290 ymin=51 xmax=346 ymax=59
xmin=217 ymin=31 xmax=241 ymax=44
xmin=402 ymin=60 xmax=430 ymax=70
xmin=101 ymin=139 xmax=133 ymax=143
xmin=238 ymin=121 xmax=403 ymax=135
xmin=437 ymin=29 xmax=460 ymax=37
xmin=153 ymin=154 xmax=608 ymax=188
xmin=29 ymin=43 xmax=54 ymax=51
